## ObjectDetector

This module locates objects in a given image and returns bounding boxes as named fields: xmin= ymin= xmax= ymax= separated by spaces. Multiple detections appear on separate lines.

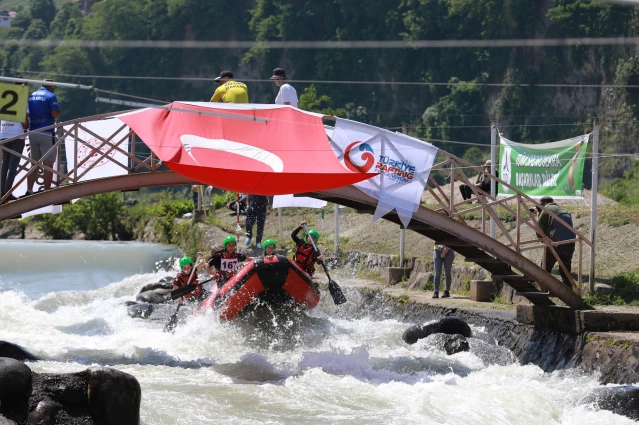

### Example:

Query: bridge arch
xmin=0 ymin=113 xmax=591 ymax=310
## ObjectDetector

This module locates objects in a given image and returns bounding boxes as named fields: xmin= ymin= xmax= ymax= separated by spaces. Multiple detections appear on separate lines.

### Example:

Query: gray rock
xmin=0 ymin=358 xmax=31 ymax=423
xmin=594 ymin=283 xmax=615 ymax=295
xmin=138 ymin=281 xmax=173 ymax=293
xmin=0 ymin=341 xmax=38 ymax=361
xmin=135 ymin=288 xmax=171 ymax=304
xmin=442 ymin=334 xmax=470 ymax=355
xmin=579 ymin=385 xmax=639 ymax=421
xmin=87 ymin=367 xmax=141 ymax=425
xmin=402 ymin=317 xmax=472 ymax=345
xmin=407 ymin=272 xmax=433 ymax=290
xmin=27 ymin=398 xmax=60 ymax=425
xmin=0 ymin=221 xmax=22 ymax=239
xmin=0 ymin=414 xmax=17 ymax=425
xmin=127 ymin=303 xmax=154 ymax=319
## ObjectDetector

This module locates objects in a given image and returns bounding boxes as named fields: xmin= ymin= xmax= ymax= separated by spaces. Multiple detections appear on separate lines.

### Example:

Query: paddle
xmin=164 ymin=258 xmax=200 ymax=333
xmin=303 ymin=224 xmax=346 ymax=305
xmin=170 ymin=278 xmax=213 ymax=300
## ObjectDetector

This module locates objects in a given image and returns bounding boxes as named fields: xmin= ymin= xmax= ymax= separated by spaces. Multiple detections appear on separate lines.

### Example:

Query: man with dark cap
xmin=210 ymin=71 xmax=249 ymax=103
xmin=270 ymin=68 xmax=298 ymax=108
xmin=537 ymin=196 xmax=576 ymax=288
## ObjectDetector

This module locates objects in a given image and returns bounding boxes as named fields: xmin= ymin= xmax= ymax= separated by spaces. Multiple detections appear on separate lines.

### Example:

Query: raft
xmin=198 ymin=255 xmax=320 ymax=320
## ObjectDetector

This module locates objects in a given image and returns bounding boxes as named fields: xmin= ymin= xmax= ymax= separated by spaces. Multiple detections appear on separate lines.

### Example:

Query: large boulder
xmin=127 ymin=302 xmax=154 ymax=319
xmin=594 ymin=283 xmax=615 ymax=296
xmin=0 ymin=341 xmax=38 ymax=361
xmin=442 ymin=334 xmax=470 ymax=355
xmin=135 ymin=288 xmax=171 ymax=304
xmin=0 ymin=358 xmax=32 ymax=423
xmin=0 ymin=415 xmax=17 ymax=425
xmin=579 ymin=385 xmax=639 ymax=421
xmin=87 ymin=367 xmax=141 ymax=425
xmin=402 ymin=317 xmax=472 ymax=345
xmin=138 ymin=280 xmax=173 ymax=293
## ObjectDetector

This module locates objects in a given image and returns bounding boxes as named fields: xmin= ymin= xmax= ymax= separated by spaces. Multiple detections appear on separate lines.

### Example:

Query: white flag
xmin=272 ymin=195 xmax=327 ymax=209
xmin=330 ymin=118 xmax=438 ymax=227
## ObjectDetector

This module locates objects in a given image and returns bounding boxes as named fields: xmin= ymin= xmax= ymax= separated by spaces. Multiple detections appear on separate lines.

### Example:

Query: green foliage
xmin=602 ymin=161 xmax=639 ymax=205
xmin=211 ymin=191 xmax=237 ymax=210
xmin=36 ymin=192 xmax=128 ymax=240
xmin=150 ymin=192 xmax=195 ymax=243
xmin=29 ymin=0 xmax=56 ymax=27
xmin=298 ymin=86 xmax=346 ymax=117
xmin=585 ymin=269 xmax=639 ymax=306
xmin=173 ymin=220 xmax=208 ymax=259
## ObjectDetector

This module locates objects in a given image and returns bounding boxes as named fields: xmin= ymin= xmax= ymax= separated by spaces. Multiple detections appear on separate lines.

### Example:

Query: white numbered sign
xmin=220 ymin=258 xmax=238 ymax=272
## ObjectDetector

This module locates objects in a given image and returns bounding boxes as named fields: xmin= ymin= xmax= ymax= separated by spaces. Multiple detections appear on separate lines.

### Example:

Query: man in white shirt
xmin=270 ymin=68 xmax=298 ymax=108
xmin=0 ymin=88 xmax=29 ymax=202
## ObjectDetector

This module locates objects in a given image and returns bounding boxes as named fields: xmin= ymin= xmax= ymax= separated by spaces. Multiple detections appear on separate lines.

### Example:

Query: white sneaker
xmin=256 ymin=243 xmax=262 ymax=249
xmin=244 ymin=237 xmax=251 ymax=246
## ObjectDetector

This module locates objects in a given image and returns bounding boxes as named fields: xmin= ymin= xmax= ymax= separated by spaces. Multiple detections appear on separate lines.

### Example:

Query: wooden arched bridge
xmin=0 ymin=112 xmax=591 ymax=310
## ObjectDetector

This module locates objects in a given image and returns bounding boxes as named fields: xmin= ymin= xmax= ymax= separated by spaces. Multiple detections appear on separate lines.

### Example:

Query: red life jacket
xmin=294 ymin=243 xmax=316 ymax=275
xmin=213 ymin=251 xmax=242 ymax=284
xmin=173 ymin=272 xmax=201 ymax=299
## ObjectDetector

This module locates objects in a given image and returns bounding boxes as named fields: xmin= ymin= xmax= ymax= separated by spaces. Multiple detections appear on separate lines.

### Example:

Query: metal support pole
xmin=589 ymin=118 xmax=599 ymax=293
xmin=399 ymin=123 xmax=408 ymax=265
xmin=334 ymin=202 xmax=339 ymax=254
xmin=490 ymin=123 xmax=497 ymax=238
xmin=278 ymin=207 xmax=284 ymax=247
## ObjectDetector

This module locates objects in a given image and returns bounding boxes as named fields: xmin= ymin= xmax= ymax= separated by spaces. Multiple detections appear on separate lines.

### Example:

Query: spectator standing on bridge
xmin=0 ymin=83 xmax=29 ymax=202
xmin=432 ymin=245 xmax=454 ymax=298
xmin=244 ymin=194 xmax=269 ymax=248
xmin=459 ymin=160 xmax=496 ymax=201
xmin=26 ymin=79 xmax=60 ymax=195
xmin=537 ymin=196 xmax=576 ymax=288
xmin=210 ymin=71 xmax=249 ymax=103
xmin=270 ymin=68 xmax=298 ymax=108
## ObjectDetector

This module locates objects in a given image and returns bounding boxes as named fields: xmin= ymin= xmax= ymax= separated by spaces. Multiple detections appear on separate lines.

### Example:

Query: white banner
xmin=12 ymin=136 xmax=62 ymax=218
xmin=330 ymin=118 xmax=438 ymax=227
xmin=64 ymin=118 xmax=130 ymax=184
xmin=272 ymin=194 xmax=327 ymax=209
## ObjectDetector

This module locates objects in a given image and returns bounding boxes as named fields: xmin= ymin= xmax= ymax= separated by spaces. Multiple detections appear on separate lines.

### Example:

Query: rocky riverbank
xmin=329 ymin=277 xmax=639 ymax=385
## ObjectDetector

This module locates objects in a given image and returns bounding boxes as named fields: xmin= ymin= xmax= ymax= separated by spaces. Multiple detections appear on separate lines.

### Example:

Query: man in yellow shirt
xmin=210 ymin=71 xmax=249 ymax=103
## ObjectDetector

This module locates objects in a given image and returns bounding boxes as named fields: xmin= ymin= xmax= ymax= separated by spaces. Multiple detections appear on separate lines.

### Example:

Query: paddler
xmin=207 ymin=236 xmax=253 ymax=287
xmin=172 ymin=254 xmax=208 ymax=303
xmin=262 ymin=239 xmax=277 ymax=257
xmin=291 ymin=221 xmax=323 ymax=277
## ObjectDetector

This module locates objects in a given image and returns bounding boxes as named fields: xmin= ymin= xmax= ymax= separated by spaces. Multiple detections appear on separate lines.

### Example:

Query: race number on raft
xmin=220 ymin=258 xmax=239 ymax=272
xmin=0 ymin=83 xmax=28 ymax=123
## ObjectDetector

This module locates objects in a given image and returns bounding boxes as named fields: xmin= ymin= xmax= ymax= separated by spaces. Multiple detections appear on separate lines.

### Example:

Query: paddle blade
xmin=163 ymin=313 xmax=179 ymax=333
xmin=328 ymin=278 xmax=347 ymax=305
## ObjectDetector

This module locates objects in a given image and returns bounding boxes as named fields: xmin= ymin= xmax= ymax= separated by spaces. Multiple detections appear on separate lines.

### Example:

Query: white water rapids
xmin=0 ymin=240 xmax=635 ymax=424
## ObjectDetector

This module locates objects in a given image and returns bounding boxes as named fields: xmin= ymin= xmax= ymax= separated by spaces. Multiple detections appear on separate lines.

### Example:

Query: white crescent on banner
xmin=180 ymin=134 xmax=284 ymax=172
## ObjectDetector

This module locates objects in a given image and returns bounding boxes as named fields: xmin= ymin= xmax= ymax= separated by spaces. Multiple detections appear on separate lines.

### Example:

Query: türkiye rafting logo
xmin=344 ymin=141 xmax=416 ymax=183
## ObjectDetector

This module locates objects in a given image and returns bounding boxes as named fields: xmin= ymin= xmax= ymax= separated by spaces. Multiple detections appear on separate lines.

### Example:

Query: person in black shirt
xmin=244 ymin=194 xmax=269 ymax=248
xmin=208 ymin=235 xmax=252 ymax=287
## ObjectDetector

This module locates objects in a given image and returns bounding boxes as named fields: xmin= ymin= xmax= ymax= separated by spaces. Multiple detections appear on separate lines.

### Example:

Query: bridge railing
xmin=426 ymin=152 xmax=592 ymax=294
xmin=0 ymin=112 xmax=162 ymax=205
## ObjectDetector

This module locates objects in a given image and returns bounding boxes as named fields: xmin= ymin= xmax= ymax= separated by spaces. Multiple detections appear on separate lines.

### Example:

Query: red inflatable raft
xmin=198 ymin=255 xmax=320 ymax=320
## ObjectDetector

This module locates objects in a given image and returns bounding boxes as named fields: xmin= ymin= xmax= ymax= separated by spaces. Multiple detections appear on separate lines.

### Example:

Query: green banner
xmin=498 ymin=134 xmax=590 ymax=199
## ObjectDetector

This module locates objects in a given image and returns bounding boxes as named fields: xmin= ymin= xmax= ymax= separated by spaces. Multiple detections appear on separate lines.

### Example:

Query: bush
xmin=37 ymin=192 xmax=128 ymax=240
xmin=150 ymin=193 xmax=195 ymax=243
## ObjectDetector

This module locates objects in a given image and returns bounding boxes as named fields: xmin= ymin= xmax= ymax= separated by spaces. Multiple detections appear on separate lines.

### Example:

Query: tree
xmin=30 ymin=0 xmax=57 ymax=29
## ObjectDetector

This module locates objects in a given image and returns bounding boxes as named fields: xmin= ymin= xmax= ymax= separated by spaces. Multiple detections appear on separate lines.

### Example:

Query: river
xmin=0 ymin=240 xmax=634 ymax=424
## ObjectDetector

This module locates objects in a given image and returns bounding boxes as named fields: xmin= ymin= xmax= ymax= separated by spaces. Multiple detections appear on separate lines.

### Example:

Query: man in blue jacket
xmin=26 ymin=80 xmax=60 ymax=195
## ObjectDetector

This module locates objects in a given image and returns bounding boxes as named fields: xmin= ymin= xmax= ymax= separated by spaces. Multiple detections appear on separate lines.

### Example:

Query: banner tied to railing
xmin=330 ymin=118 xmax=438 ymax=227
xmin=499 ymin=134 xmax=590 ymax=199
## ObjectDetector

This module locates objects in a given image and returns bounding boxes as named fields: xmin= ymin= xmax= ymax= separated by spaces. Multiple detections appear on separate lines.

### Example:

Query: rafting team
xmin=172 ymin=221 xmax=323 ymax=303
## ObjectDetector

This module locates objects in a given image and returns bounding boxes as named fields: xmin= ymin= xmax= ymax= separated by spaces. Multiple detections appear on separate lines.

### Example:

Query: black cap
xmin=270 ymin=68 xmax=287 ymax=80
xmin=214 ymin=70 xmax=233 ymax=81
xmin=540 ymin=196 xmax=554 ymax=204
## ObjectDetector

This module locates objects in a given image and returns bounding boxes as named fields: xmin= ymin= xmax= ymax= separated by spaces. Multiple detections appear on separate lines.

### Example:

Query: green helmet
xmin=305 ymin=229 xmax=320 ymax=242
xmin=223 ymin=235 xmax=237 ymax=249
xmin=179 ymin=257 xmax=193 ymax=268
xmin=263 ymin=239 xmax=276 ymax=250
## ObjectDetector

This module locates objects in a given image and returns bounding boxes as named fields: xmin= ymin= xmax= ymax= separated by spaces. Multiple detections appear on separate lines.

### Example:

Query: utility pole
xmin=589 ymin=119 xmax=600 ymax=292
xmin=490 ymin=123 xmax=497 ymax=238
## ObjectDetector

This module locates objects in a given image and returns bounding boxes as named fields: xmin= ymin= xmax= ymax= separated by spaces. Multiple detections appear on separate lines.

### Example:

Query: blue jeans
xmin=1 ymin=138 xmax=25 ymax=195
xmin=433 ymin=248 xmax=455 ymax=292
